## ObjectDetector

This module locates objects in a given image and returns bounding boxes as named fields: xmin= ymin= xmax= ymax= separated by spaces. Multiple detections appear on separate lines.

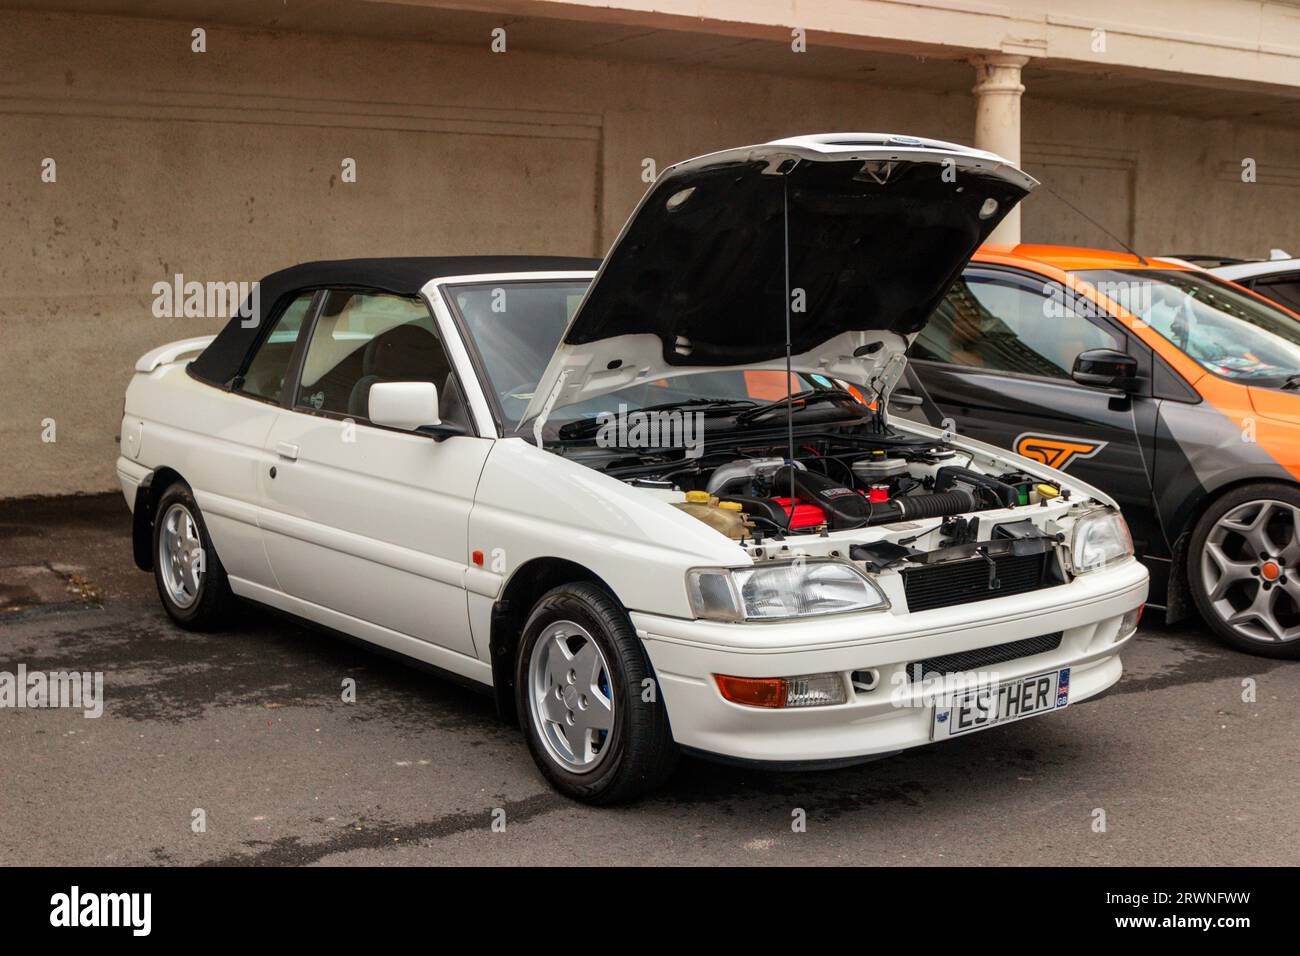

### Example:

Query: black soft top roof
xmin=188 ymin=255 xmax=600 ymax=387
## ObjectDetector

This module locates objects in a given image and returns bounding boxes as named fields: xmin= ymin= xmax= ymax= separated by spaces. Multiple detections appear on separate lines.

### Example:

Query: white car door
xmin=256 ymin=288 xmax=489 ymax=659
xmin=186 ymin=290 xmax=318 ymax=591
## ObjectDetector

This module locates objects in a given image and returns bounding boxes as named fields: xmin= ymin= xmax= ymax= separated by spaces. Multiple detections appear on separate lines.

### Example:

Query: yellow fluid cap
xmin=685 ymin=490 xmax=711 ymax=504
xmin=1036 ymin=483 xmax=1061 ymax=499
xmin=719 ymin=501 xmax=743 ymax=512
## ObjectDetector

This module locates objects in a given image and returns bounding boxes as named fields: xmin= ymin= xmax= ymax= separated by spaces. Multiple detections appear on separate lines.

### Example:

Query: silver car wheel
xmin=158 ymin=502 xmax=204 ymax=610
xmin=1201 ymin=498 xmax=1300 ymax=644
xmin=527 ymin=620 xmax=615 ymax=773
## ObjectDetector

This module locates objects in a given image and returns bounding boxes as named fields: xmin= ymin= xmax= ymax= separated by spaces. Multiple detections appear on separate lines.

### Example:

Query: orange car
xmin=907 ymin=244 xmax=1300 ymax=658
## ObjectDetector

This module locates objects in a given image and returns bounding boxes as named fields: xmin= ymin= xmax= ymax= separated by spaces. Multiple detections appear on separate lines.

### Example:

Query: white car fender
xmin=470 ymin=437 xmax=749 ymax=620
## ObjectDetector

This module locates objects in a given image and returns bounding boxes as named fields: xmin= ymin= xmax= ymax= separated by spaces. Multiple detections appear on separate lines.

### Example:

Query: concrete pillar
xmin=970 ymin=54 xmax=1029 ymax=245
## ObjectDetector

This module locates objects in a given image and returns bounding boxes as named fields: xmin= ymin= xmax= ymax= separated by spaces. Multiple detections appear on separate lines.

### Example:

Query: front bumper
xmin=634 ymin=557 xmax=1147 ymax=765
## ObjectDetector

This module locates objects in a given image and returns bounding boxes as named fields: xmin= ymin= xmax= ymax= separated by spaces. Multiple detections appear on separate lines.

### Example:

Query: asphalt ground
xmin=0 ymin=494 xmax=1295 ymax=866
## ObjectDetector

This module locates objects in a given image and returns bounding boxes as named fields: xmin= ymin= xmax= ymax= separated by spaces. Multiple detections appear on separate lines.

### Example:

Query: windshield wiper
xmin=555 ymin=397 xmax=756 ymax=440
xmin=733 ymin=388 xmax=864 ymax=428
xmin=1279 ymin=374 xmax=1300 ymax=390
xmin=626 ymin=397 xmax=757 ymax=415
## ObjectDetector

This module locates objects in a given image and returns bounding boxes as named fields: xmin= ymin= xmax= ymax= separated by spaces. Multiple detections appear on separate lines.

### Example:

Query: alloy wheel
xmin=157 ymin=502 xmax=204 ymax=609
xmin=1201 ymin=498 xmax=1300 ymax=644
xmin=527 ymin=620 xmax=615 ymax=773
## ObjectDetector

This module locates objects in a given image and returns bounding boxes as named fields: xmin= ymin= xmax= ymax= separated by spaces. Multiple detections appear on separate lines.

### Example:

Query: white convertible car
xmin=118 ymin=134 xmax=1147 ymax=803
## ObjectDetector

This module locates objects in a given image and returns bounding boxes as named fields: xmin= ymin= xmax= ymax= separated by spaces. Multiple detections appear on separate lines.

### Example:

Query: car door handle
xmin=276 ymin=441 xmax=300 ymax=461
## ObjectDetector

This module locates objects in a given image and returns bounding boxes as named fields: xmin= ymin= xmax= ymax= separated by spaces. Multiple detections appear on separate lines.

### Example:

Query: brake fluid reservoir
xmin=852 ymin=452 xmax=908 ymax=484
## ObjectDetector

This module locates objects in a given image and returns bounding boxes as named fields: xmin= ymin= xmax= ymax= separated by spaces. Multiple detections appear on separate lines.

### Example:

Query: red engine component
xmin=772 ymin=496 xmax=828 ymax=530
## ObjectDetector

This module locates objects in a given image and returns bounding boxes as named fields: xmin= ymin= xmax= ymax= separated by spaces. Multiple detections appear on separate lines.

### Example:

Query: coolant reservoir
xmin=674 ymin=491 xmax=750 ymax=540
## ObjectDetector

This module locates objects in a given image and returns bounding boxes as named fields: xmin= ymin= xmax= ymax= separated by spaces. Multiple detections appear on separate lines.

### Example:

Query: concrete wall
xmin=1023 ymin=105 xmax=1300 ymax=252
xmin=2 ymin=9 xmax=1299 ymax=497
xmin=478 ymin=0 xmax=1300 ymax=94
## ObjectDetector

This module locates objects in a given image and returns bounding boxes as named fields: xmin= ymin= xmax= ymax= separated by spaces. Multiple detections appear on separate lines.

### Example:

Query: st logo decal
xmin=1014 ymin=433 xmax=1107 ymax=470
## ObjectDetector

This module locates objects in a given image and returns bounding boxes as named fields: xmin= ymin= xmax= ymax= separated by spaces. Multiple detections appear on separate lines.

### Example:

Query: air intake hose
xmin=933 ymin=465 xmax=1018 ymax=509
xmin=866 ymin=488 xmax=976 ymax=525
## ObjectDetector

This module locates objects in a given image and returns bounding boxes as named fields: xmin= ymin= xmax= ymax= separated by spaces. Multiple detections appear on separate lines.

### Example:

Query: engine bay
xmin=562 ymin=430 xmax=1100 ymax=580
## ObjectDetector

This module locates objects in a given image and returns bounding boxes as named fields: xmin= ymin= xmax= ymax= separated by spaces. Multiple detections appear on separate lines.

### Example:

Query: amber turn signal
xmin=714 ymin=672 xmax=848 ymax=708
xmin=714 ymin=674 xmax=786 ymax=708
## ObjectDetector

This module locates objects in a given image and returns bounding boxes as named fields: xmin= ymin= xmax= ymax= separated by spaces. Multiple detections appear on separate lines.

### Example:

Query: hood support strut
xmin=781 ymin=165 xmax=797 ymax=518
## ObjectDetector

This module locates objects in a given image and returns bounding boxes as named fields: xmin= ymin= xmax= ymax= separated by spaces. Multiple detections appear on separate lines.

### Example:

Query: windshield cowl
xmin=549 ymin=386 xmax=873 ymax=446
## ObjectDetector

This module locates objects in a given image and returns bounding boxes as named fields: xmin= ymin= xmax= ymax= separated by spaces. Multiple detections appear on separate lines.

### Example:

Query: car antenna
xmin=781 ymin=163 xmax=797 ymax=526
xmin=1039 ymin=180 xmax=1148 ymax=265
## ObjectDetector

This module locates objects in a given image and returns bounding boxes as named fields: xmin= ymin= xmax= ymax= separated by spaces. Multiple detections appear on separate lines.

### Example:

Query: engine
xmin=616 ymin=439 xmax=1059 ymax=542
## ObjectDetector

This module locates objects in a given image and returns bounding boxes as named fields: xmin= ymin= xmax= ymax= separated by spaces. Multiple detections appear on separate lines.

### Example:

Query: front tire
xmin=515 ymin=583 xmax=677 ymax=804
xmin=1188 ymin=482 xmax=1300 ymax=658
xmin=151 ymin=481 xmax=234 ymax=630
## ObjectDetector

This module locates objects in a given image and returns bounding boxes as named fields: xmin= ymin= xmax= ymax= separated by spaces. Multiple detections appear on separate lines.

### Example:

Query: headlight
xmin=686 ymin=559 xmax=889 ymax=622
xmin=1071 ymin=508 xmax=1133 ymax=574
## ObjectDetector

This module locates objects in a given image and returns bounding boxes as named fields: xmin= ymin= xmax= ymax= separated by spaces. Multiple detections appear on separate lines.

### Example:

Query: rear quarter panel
xmin=124 ymin=363 xmax=280 ymax=585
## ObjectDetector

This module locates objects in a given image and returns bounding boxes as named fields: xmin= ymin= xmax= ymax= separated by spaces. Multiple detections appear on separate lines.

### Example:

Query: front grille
xmin=906 ymin=632 xmax=1063 ymax=680
xmin=901 ymin=551 xmax=1060 ymax=613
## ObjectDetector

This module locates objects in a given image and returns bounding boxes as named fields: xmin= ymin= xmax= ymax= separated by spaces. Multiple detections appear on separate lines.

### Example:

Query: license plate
xmin=931 ymin=668 xmax=1070 ymax=739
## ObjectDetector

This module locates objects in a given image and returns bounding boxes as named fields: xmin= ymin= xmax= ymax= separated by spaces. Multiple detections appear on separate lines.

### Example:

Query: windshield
xmin=447 ymin=279 xmax=849 ymax=435
xmin=1075 ymin=269 xmax=1300 ymax=387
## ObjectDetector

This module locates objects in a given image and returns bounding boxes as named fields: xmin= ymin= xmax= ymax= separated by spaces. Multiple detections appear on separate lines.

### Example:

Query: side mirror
xmin=369 ymin=381 xmax=440 ymax=430
xmin=1072 ymin=348 xmax=1138 ymax=391
xmin=369 ymin=381 xmax=467 ymax=440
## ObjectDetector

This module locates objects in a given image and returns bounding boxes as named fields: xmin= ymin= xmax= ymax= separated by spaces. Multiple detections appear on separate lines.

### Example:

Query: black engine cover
xmin=773 ymin=465 xmax=872 ymax=530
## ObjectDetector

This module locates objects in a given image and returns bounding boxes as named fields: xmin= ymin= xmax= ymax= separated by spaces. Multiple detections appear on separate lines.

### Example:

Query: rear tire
xmin=1188 ymin=482 xmax=1300 ymax=659
xmin=515 ymin=583 xmax=677 ymax=804
xmin=151 ymin=481 xmax=235 ymax=631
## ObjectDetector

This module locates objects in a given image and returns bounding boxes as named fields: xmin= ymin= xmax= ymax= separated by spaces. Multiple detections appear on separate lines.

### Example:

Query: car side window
xmin=912 ymin=275 xmax=1121 ymax=379
xmin=1255 ymin=274 xmax=1300 ymax=314
xmin=239 ymin=292 xmax=315 ymax=403
xmin=295 ymin=290 xmax=471 ymax=430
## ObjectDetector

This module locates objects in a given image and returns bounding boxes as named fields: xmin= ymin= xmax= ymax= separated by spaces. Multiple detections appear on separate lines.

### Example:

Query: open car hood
xmin=522 ymin=133 xmax=1036 ymax=435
